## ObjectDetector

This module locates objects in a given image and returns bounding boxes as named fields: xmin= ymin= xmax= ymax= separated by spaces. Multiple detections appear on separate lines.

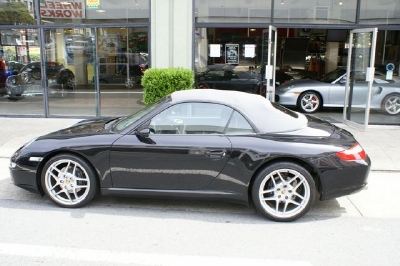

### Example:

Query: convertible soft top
xmin=170 ymin=89 xmax=309 ymax=133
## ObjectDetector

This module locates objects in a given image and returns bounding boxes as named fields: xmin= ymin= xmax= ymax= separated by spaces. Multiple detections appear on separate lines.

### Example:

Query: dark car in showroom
xmin=5 ymin=61 xmax=75 ymax=100
xmin=9 ymin=89 xmax=370 ymax=222
xmin=195 ymin=64 xmax=294 ymax=95
xmin=195 ymin=65 xmax=263 ymax=93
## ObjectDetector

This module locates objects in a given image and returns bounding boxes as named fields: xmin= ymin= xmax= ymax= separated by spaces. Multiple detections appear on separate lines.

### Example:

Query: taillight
xmin=336 ymin=143 xmax=367 ymax=161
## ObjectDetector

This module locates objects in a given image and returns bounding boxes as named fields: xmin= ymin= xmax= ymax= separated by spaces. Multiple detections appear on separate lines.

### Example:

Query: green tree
xmin=0 ymin=1 xmax=36 ymax=25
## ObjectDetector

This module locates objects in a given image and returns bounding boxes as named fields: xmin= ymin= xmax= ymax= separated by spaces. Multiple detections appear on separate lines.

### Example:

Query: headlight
xmin=12 ymin=137 xmax=37 ymax=158
xmin=9 ymin=161 xmax=17 ymax=169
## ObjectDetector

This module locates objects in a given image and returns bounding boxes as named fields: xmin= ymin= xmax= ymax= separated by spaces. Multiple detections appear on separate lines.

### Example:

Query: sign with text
xmin=225 ymin=44 xmax=239 ymax=64
xmin=40 ymin=0 xmax=86 ymax=19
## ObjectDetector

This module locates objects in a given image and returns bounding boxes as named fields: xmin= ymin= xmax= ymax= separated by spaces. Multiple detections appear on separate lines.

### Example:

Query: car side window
xmin=149 ymin=103 xmax=233 ymax=135
xmin=225 ymin=111 xmax=255 ymax=135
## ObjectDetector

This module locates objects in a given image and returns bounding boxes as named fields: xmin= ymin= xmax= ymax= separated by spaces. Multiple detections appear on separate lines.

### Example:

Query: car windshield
xmin=113 ymin=97 xmax=168 ymax=133
xmin=319 ymin=68 xmax=346 ymax=83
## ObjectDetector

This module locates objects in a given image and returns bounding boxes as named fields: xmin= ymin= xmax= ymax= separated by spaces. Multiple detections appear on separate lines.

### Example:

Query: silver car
xmin=275 ymin=68 xmax=400 ymax=115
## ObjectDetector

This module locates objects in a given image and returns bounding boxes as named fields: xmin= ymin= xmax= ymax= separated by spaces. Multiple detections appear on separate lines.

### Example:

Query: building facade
xmin=0 ymin=0 xmax=399 ymax=125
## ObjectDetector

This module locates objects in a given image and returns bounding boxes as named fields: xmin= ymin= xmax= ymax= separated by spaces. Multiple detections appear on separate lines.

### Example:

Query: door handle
xmin=205 ymin=150 xmax=227 ymax=158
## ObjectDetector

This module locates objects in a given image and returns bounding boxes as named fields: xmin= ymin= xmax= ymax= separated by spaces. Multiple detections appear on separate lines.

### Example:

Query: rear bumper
xmin=318 ymin=156 xmax=371 ymax=201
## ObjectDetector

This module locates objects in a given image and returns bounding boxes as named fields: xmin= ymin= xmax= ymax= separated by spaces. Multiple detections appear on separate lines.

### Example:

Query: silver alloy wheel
xmin=299 ymin=92 xmax=320 ymax=113
xmin=44 ymin=158 xmax=91 ymax=206
xmin=384 ymin=94 xmax=400 ymax=115
xmin=258 ymin=168 xmax=311 ymax=219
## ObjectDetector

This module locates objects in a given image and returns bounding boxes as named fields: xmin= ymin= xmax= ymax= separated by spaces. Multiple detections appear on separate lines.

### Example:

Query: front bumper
xmin=9 ymin=162 xmax=41 ymax=194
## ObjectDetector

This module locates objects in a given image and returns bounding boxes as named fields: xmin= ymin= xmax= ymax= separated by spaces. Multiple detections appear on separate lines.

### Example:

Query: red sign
xmin=40 ymin=0 xmax=86 ymax=19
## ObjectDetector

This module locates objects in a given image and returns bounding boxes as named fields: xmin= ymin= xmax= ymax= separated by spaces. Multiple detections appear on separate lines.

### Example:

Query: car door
xmin=110 ymin=102 xmax=233 ymax=190
xmin=327 ymin=75 xmax=347 ymax=106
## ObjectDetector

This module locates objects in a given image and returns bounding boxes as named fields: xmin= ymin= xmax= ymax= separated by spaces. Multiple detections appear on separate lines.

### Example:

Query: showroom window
xmin=359 ymin=0 xmax=400 ymax=25
xmin=195 ymin=0 xmax=272 ymax=23
xmin=272 ymin=0 xmax=357 ymax=24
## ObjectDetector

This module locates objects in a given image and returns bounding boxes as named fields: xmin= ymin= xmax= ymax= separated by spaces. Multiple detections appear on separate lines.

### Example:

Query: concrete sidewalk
xmin=0 ymin=117 xmax=399 ymax=171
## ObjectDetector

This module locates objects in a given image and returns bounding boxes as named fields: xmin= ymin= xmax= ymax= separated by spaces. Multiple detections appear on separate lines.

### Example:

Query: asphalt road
xmin=1 ymin=163 xmax=400 ymax=265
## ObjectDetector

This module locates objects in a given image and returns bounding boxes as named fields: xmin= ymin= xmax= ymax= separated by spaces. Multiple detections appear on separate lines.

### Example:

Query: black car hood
xmin=43 ymin=117 xmax=117 ymax=137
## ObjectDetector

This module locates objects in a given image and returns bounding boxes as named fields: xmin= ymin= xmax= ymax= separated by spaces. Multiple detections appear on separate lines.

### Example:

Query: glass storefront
xmin=0 ymin=0 xmax=399 ymax=126
xmin=194 ymin=0 xmax=400 ymax=126
xmin=0 ymin=0 xmax=149 ymax=118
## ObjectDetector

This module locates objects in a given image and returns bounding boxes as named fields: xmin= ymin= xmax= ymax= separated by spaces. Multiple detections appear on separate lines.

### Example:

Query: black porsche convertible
xmin=9 ymin=89 xmax=370 ymax=222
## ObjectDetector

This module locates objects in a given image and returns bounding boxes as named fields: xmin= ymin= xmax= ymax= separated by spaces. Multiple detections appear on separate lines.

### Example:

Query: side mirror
xmin=136 ymin=126 xmax=150 ymax=137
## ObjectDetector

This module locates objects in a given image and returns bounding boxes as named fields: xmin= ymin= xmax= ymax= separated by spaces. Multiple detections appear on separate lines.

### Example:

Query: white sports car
xmin=275 ymin=68 xmax=400 ymax=115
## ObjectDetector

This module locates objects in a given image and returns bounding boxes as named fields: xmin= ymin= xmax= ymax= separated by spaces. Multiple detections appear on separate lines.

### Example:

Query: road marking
xmin=0 ymin=243 xmax=312 ymax=266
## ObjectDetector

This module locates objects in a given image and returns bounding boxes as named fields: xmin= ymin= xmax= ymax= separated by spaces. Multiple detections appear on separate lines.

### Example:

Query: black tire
xmin=64 ymin=75 xmax=75 ymax=90
xmin=7 ymin=97 xmax=21 ymax=101
xmin=382 ymin=94 xmax=400 ymax=115
xmin=195 ymin=82 xmax=209 ymax=89
xmin=251 ymin=162 xmax=316 ymax=222
xmin=297 ymin=91 xmax=322 ymax=113
xmin=41 ymin=154 xmax=98 ymax=208
xmin=31 ymin=70 xmax=41 ymax=80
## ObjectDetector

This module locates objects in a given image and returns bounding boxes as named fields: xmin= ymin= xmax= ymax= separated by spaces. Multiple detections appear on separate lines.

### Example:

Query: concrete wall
xmin=151 ymin=0 xmax=193 ymax=69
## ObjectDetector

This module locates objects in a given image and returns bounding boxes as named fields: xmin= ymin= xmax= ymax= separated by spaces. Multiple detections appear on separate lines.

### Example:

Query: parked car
xmin=275 ymin=68 xmax=400 ymax=115
xmin=0 ymin=67 xmax=19 ymax=96
xmin=19 ymin=61 xmax=75 ymax=88
xmin=196 ymin=65 xmax=294 ymax=95
xmin=9 ymin=89 xmax=370 ymax=222
xmin=6 ymin=61 xmax=25 ymax=72
xmin=5 ymin=61 xmax=75 ymax=100
xmin=195 ymin=65 xmax=262 ymax=93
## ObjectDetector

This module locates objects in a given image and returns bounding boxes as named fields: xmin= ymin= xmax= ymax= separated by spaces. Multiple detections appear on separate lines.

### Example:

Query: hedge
xmin=141 ymin=67 xmax=194 ymax=105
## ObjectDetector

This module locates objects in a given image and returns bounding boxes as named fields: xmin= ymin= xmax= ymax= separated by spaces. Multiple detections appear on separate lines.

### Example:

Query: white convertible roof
xmin=170 ymin=89 xmax=308 ymax=133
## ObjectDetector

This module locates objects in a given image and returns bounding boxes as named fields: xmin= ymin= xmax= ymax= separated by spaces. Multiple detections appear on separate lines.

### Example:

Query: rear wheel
xmin=297 ymin=91 xmax=321 ymax=113
xmin=383 ymin=94 xmax=400 ymax=115
xmin=251 ymin=162 xmax=316 ymax=222
xmin=41 ymin=154 xmax=98 ymax=208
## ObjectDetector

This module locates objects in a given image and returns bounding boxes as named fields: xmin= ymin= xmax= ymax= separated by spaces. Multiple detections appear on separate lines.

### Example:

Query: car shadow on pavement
xmin=1 ymin=177 xmax=346 ymax=224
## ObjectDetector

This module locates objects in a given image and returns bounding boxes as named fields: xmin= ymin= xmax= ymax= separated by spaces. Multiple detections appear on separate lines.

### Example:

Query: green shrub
xmin=141 ymin=67 xmax=194 ymax=105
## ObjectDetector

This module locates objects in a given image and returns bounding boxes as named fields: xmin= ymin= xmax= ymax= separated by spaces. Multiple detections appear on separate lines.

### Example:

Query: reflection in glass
xmin=359 ymin=0 xmax=400 ymax=25
xmin=195 ymin=0 xmax=272 ymax=23
xmin=0 ymin=1 xmax=36 ymax=25
xmin=0 ymin=28 xmax=43 ymax=115
xmin=273 ymin=0 xmax=357 ymax=24
xmin=46 ymin=28 xmax=97 ymax=117
xmin=98 ymin=27 xmax=148 ymax=117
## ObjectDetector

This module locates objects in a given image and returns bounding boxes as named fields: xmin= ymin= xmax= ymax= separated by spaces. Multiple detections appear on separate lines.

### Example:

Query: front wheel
xmin=383 ymin=94 xmax=400 ymax=115
xmin=41 ymin=154 xmax=98 ymax=208
xmin=251 ymin=162 xmax=316 ymax=222
xmin=297 ymin=92 xmax=321 ymax=113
